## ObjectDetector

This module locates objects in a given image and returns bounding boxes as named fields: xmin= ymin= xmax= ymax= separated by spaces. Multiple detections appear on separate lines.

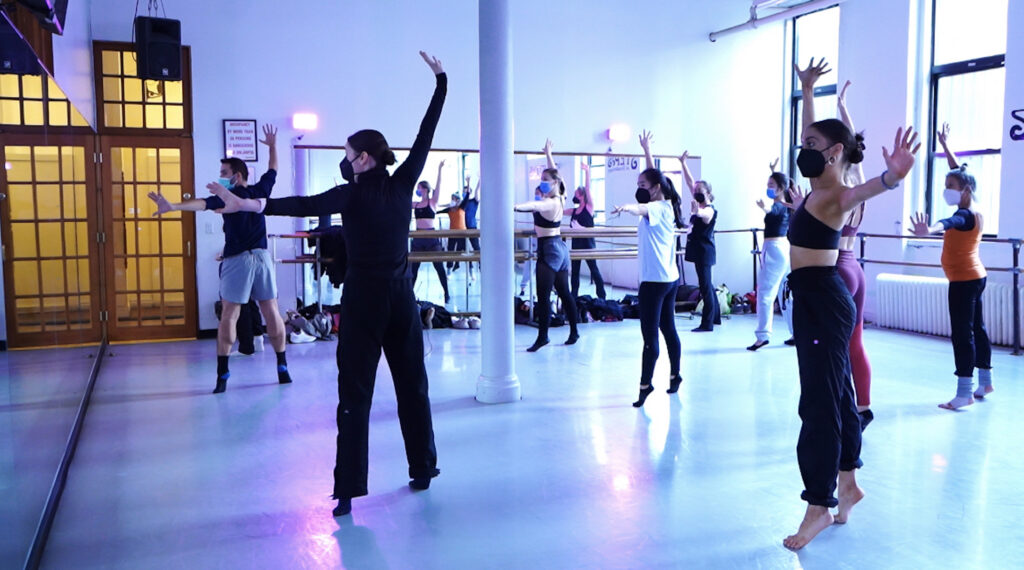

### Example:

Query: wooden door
xmin=100 ymin=135 xmax=197 ymax=341
xmin=0 ymin=134 xmax=102 ymax=347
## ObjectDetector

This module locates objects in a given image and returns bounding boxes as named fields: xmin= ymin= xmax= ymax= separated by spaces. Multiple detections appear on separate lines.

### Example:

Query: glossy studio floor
xmin=14 ymin=304 xmax=1023 ymax=569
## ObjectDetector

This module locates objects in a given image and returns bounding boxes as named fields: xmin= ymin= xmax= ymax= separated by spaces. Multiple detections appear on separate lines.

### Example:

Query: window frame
xmin=788 ymin=6 xmax=840 ymax=180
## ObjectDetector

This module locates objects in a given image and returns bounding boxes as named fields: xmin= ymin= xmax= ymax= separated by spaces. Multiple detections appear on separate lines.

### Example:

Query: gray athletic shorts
xmin=219 ymin=249 xmax=277 ymax=304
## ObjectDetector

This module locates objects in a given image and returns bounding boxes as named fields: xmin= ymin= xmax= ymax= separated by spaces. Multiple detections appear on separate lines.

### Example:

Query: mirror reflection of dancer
xmin=512 ymin=139 xmax=580 ymax=352
xmin=782 ymin=56 xmax=920 ymax=551
xmin=748 ymin=168 xmax=793 ymax=351
xmin=461 ymin=175 xmax=481 ymax=281
xmin=612 ymin=134 xmax=686 ymax=407
xmin=442 ymin=190 xmax=466 ymax=275
xmin=909 ymin=122 xmax=993 ymax=410
xmin=566 ymin=161 xmax=607 ymax=299
xmin=209 ymin=52 xmax=446 ymax=517
xmin=411 ymin=160 xmax=451 ymax=304
xmin=149 ymin=125 xmax=290 ymax=394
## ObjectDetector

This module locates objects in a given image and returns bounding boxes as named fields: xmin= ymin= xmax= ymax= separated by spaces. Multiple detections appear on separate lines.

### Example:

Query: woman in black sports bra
xmin=512 ymin=140 xmax=580 ymax=352
xmin=781 ymin=57 xmax=921 ymax=552
xmin=567 ymin=161 xmax=607 ymax=299
xmin=410 ymin=161 xmax=450 ymax=304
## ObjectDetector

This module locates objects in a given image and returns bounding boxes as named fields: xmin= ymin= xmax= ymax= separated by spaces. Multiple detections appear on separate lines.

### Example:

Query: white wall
xmin=85 ymin=0 xmax=788 ymax=330
xmin=51 ymin=0 xmax=96 ymax=127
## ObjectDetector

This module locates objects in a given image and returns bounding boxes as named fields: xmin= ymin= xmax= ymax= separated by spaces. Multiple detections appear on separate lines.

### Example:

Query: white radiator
xmin=875 ymin=273 xmax=1023 ymax=347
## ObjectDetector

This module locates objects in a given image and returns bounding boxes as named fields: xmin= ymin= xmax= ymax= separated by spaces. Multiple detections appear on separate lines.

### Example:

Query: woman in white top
xmin=613 ymin=158 xmax=686 ymax=407
xmin=513 ymin=139 xmax=580 ymax=352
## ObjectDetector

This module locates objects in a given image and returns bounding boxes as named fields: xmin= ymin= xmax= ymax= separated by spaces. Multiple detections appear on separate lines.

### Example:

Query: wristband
xmin=880 ymin=170 xmax=899 ymax=190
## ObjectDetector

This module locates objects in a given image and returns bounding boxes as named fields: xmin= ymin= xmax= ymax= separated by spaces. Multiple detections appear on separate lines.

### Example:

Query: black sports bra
xmin=533 ymin=211 xmax=561 ymax=229
xmin=787 ymin=200 xmax=840 ymax=250
xmin=414 ymin=206 xmax=435 ymax=219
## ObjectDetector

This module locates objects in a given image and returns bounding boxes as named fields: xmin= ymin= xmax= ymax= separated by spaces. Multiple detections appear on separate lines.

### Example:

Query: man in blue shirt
xmin=149 ymin=124 xmax=291 ymax=394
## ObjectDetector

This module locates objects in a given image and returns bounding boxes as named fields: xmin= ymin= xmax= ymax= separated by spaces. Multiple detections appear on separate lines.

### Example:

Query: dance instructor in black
xmin=782 ymin=57 xmax=920 ymax=551
xmin=209 ymin=52 xmax=445 ymax=517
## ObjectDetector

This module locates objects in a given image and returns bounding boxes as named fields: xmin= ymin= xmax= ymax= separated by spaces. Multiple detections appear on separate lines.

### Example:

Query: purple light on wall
xmin=293 ymin=113 xmax=318 ymax=131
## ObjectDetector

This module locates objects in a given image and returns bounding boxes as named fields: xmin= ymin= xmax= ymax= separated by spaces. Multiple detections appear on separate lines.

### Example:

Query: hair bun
xmin=854 ymin=132 xmax=866 ymax=151
xmin=384 ymin=150 xmax=397 ymax=166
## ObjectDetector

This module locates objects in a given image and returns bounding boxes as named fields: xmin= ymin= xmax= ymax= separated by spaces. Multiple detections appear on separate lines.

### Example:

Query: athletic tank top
xmin=447 ymin=207 xmax=466 ymax=230
xmin=533 ymin=211 xmax=561 ymax=229
xmin=787 ymin=199 xmax=840 ymax=250
xmin=571 ymin=206 xmax=595 ymax=228
xmin=414 ymin=206 xmax=435 ymax=219
xmin=763 ymin=203 xmax=790 ymax=239
xmin=841 ymin=203 xmax=865 ymax=237
xmin=941 ymin=212 xmax=986 ymax=282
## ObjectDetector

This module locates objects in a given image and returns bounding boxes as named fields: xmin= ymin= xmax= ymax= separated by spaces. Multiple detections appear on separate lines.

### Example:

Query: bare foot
xmin=834 ymin=475 xmax=864 ymax=524
xmin=974 ymin=385 xmax=994 ymax=399
xmin=938 ymin=396 xmax=974 ymax=410
xmin=783 ymin=505 xmax=834 ymax=550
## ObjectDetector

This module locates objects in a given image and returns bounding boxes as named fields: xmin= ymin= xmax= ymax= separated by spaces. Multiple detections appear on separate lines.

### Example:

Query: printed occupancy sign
xmin=223 ymin=119 xmax=258 ymax=162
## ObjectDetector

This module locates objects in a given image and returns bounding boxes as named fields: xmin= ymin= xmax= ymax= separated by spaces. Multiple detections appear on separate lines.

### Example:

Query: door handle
xmin=187 ymin=241 xmax=191 ymax=257
xmin=183 ymin=193 xmax=192 ymax=199
xmin=0 ymin=192 xmax=6 ymax=200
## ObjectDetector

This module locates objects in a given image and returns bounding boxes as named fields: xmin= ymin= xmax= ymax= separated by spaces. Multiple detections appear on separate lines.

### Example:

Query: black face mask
xmin=635 ymin=188 xmax=651 ymax=204
xmin=694 ymin=193 xmax=706 ymax=204
xmin=339 ymin=157 xmax=355 ymax=183
xmin=796 ymin=148 xmax=827 ymax=179
xmin=572 ymin=197 xmax=581 ymax=206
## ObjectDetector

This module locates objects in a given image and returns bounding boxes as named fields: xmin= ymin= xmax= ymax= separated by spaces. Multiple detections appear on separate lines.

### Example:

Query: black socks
xmin=276 ymin=351 xmax=292 ymax=384
xmin=565 ymin=328 xmax=580 ymax=345
xmin=410 ymin=468 xmax=441 ymax=491
xmin=332 ymin=497 xmax=352 ymax=517
xmin=632 ymin=385 xmax=655 ymax=407
xmin=527 ymin=336 xmax=550 ymax=352
xmin=214 ymin=355 xmax=230 ymax=394
xmin=666 ymin=374 xmax=683 ymax=394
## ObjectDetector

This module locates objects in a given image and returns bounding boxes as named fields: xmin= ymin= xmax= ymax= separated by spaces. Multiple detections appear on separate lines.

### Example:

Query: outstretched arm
xmin=611 ymin=203 xmax=649 ymax=218
xmin=678 ymin=151 xmax=696 ymax=194
xmin=908 ymin=212 xmax=945 ymax=236
xmin=543 ymin=139 xmax=556 ymax=170
xmin=839 ymin=126 xmax=921 ymax=211
xmin=148 ymin=192 xmax=208 ymax=215
xmin=837 ymin=81 xmax=865 ymax=185
xmin=208 ymin=182 xmax=348 ymax=217
xmin=936 ymin=122 xmax=960 ymax=170
xmin=795 ymin=57 xmax=831 ymax=136
xmin=639 ymin=130 xmax=655 ymax=170
xmin=392 ymin=52 xmax=447 ymax=190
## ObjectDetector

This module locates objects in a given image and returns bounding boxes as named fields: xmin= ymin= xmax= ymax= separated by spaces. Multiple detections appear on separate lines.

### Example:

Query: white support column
xmin=476 ymin=0 xmax=520 ymax=403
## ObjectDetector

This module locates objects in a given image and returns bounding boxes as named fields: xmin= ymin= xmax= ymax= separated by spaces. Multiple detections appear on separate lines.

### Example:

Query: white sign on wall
xmin=223 ymin=119 xmax=259 ymax=162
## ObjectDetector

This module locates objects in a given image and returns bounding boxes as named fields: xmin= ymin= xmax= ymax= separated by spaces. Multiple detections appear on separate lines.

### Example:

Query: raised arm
xmin=839 ymin=126 xmax=921 ymax=212
xmin=431 ymin=160 xmax=444 ymax=209
xmin=581 ymin=161 xmax=594 ymax=215
xmin=936 ymin=122 xmax=960 ymax=170
xmin=543 ymin=139 xmax=556 ymax=170
xmin=391 ymin=52 xmax=447 ymax=189
xmin=795 ymin=57 xmax=831 ymax=135
xmin=260 ymin=124 xmax=278 ymax=172
xmin=678 ymin=151 xmax=696 ymax=194
xmin=639 ymin=130 xmax=655 ymax=170
xmin=837 ymin=81 xmax=865 ymax=185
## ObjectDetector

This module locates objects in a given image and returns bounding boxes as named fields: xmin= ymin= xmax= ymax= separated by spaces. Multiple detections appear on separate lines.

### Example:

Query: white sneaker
xmin=467 ymin=316 xmax=481 ymax=329
xmin=254 ymin=335 xmax=265 ymax=352
xmin=453 ymin=317 xmax=470 ymax=330
xmin=289 ymin=331 xmax=316 ymax=344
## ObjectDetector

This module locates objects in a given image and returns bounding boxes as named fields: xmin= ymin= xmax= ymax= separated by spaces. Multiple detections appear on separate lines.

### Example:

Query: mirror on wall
xmin=0 ymin=13 xmax=101 ymax=568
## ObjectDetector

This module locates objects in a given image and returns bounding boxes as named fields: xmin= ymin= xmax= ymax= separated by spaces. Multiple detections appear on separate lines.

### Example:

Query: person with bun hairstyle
xmin=566 ymin=161 xmax=607 ymax=299
xmin=909 ymin=122 xmax=993 ymax=410
xmin=782 ymin=57 xmax=921 ymax=550
xmin=613 ymin=130 xmax=686 ymax=407
xmin=209 ymin=51 xmax=446 ymax=517
xmin=411 ymin=160 xmax=451 ymax=304
xmin=670 ymin=140 xmax=720 ymax=332
xmin=513 ymin=139 xmax=580 ymax=352
xmin=748 ymin=168 xmax=793 ymax=350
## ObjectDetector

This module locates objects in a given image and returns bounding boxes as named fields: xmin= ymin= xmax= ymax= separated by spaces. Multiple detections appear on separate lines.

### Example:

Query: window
xmin=97 ymin=47 xmax=188 ymax=132
xmin=928 ymin=0 xmax=1007 ymax=234
xmin=0 ymin=74 xmax=89 ymax=128
xmin=789 ymin=6 xmax=840 ymax=187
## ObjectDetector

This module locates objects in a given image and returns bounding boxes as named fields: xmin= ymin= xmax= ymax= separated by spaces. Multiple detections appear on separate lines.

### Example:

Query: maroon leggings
xmin=836 ymin=250 xmax=871 ymax=407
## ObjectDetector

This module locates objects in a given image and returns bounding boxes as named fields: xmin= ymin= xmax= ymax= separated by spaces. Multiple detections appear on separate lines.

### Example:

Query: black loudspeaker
xmin=0 ymin=16 xmax=44 ymax=75
xmin=134 ymin=16 xmax=181 ymax=81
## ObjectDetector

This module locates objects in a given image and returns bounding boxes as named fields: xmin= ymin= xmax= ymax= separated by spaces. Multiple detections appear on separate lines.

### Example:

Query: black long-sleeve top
xmin=263 ymin=73 xmax=447 ymax=280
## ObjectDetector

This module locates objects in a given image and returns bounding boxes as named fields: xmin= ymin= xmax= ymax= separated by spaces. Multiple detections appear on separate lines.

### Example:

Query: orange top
xmin=941 ymin=213 xmax=986 ymax=282
xmin=447 ymin=207 xmax=466 ymax=230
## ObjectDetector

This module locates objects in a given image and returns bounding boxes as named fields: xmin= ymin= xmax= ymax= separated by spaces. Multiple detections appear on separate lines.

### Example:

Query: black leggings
xmin=535 ymin=261 xmax=578 ymax=339
xmin=411 ymin=261 xmax=450 ymax=302
xmin=446 ymin=237 xmax=465 ymax=269
xmin=948 ymin=277 xmax=992 ymax=377
xmin=695 ymin=262 xmax=720 ymax=328
xmin=571 ymin=259 xmax=607 ymax=299
xmin=333 ymin=276 xmax=437 ymax=499
xmin=789 ymin=266 xmax=861 ymax=508
xmin=639 ymin=281 xmax=680 ymax=386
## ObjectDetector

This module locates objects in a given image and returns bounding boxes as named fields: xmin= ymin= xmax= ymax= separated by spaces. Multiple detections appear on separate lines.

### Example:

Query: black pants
xmin=446 ymin=237 xmax=466 ymax=269
xmin=789 ymin=266 xmax=862 ymax=508
xmin=571 ymin=240 xmax=606 ymax=300
xmin=694 ymin=262 xmax=720 ymax=328
xmin=536 ymin=260 xmax=578 ymax=340
xmin=333 ymin=276 xmax=437 ymax=499
xmin=639 ymin=281 xmax=680 ymax=386
xmin=411 ymin=239 xmax=450 ymax=303
xmin=948 ymin=277 xmax=992 ymax=377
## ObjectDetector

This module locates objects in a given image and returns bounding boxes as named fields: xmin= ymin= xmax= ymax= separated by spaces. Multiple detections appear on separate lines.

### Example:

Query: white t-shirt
xmin=638 ymin=200 xmax=680 ymax=283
